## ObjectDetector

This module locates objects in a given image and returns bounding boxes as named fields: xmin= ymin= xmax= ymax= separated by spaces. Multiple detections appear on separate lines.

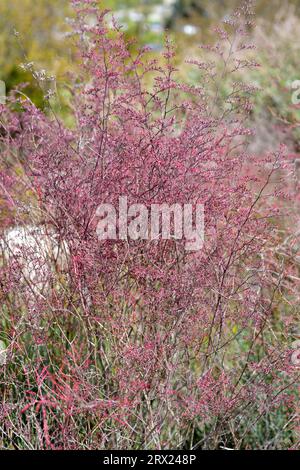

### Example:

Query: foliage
xmin=0 ymin=0 xmax=73 ymax=108
xmin=0 ymin=0 xmax=299 ymax=449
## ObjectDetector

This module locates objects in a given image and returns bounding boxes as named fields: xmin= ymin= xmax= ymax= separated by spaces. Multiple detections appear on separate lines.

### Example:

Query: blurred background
xmin=1 ymin=0 xmax=300 ymax=152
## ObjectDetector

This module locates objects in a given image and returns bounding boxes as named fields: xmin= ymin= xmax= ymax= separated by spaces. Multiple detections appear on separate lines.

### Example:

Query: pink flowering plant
xmin=0 ymin=0 xmax=298 ymax=449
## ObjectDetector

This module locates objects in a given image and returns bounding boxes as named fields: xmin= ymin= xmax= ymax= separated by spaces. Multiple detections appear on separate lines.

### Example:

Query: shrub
xmin=0 ymin=0 xmax=298 ymax=449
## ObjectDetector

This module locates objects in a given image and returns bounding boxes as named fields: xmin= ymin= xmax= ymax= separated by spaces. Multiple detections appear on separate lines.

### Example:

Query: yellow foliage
xmin=0 ymin=0 xmax=72 ymax=104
